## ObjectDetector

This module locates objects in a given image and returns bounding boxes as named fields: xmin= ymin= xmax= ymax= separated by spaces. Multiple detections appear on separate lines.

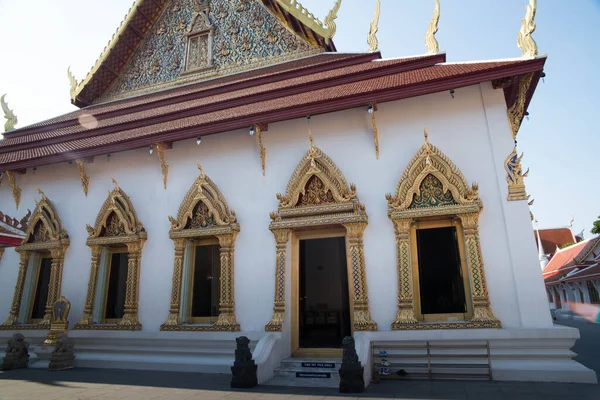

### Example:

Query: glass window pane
xmin=31 ymin=257 xmax=52 ymax=320
xmin=105 ymin=252 xmax=128 ymax=320
xmin=191 ymin=245 xmax=220 ymax=319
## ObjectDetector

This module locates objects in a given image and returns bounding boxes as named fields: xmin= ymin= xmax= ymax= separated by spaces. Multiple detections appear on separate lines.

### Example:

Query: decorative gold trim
xmin=505 ymin=146 xmax=530 ymax=201
xmin=518 ymin=0 xmax=538 ymax=58
xmin=367 ymin=0 xmax=380 ymax=52
xmin=0 ymin=248 xmax=4 ymax=263
xmin=67 ymin=68 xmax=81 ymax=100
xmin=75 ymin=179 xmax=145 ymax=331
xmin=272 ymin=0 xmax=342 ymax=43
xmin=425 ymin=0 xmax=440 ymax=55
xmin=266 ymin=142 xmax=376 ymax=332
xmin=507 ymin=73 xmax=533 ymax=140
xmin=5 ymin=172 xmax=21 ymax=209
xmin=386 ymin=129 xmax=500 ymax=330
xmin=161 ymin=163 xmax=240 ymax=332
xmin=256 ymin=125 xmax=267 ymax=176
xmin=370 ymin=105 xmax=380 ymax=159
xmin=155 ymin=143 xmax=169 ymax=189
xmin=2 ymin=190 xmax=69 ymax=328
xmin=75 ymin=159 xmax=90 ymax=196
xmin=43 ymin=296 xmax=71 ymax=347
xmin=1 ymin=94 xmax=18 ymax=132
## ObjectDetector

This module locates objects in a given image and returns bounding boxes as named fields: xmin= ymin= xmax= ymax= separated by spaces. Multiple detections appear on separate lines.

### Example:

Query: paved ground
xmin=0 ymin=320 xmax=598 ymax=400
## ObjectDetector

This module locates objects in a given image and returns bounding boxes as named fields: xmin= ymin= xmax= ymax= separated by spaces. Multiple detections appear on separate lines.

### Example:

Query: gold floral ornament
xmin=1 ymin=94 xmax=18 ymax=132
xmin=5 ymin=171 xmax=21 ymax=209
xmin=267 ymin=136 xmax=377 ymax=332
xmin=518 ymin=0 xmax=538 ymax=58
xmin=1 ymin=189 xmax=70 ymax=330
xmin=76 ymin=179 xmax=146 ymax=330
xmin=367 ymin=0 xmax=380 ymax=52
xmin=505 ymin=146 xmax=530 ymax=201
xmin=162 ymin=162 xmax=240 ymax=331
xmin=153 ymin=143 xmax=169 ymax=189
xmin=386 ymin=129 xmax=500 ymax=330
xmin=425 ymin=0 xmax=440 ymax=55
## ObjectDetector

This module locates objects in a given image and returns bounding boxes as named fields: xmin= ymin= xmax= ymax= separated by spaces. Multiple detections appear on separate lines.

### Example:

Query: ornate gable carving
xmin=21 ymin=190 xmax=69 ymax=246
xmin=270 ymin=145 xmax=367 ymax=229
xmin=100 ymin=0 xmax=320 ymax=103
xmin=86 ymin=179 xmax=146 ymax=244
xmin=386 ymin=130 xmax=481 ymax=216
xmin=169 ymin=163 xmax=239 ymax=238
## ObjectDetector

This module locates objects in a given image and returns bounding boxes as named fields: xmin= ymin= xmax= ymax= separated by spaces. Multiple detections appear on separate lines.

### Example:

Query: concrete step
xmin=266 ymin=357 xmax=342 ymax=388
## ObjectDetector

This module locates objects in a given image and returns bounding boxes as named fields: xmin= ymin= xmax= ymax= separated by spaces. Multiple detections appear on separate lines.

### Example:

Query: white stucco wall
xmin=0 ymin=82 xmax=552 ymax=339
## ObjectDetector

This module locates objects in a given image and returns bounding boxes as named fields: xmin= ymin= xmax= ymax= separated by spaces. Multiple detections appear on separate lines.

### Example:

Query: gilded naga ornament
xmin=1 ymin=94 xmax=18 ymax=132
xmin=273 ymin=0 xmax=342 ymax=42
xmin=67 ymin=68 xmax=80 ymax=100
xmin=367 ymin=0 xmax=380 ymax=52
xmin=425 ymin=0 xmax=440 ymax=54
xmin=517 ymin=0 xmax=538 ymax=58
xmin=505 ymin=146 xmax=530 ymax=201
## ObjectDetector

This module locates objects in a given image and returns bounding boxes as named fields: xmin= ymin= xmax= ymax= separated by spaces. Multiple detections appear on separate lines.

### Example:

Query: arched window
xmin=161 ymin=164 xmax=240 ymax=331
xmin=75 ymin=179 xmax=146 ymax=330
xmin=1 ymin=190 xmax=69 ymax=330
xmin=386 ymin=130 xmax=500 ymax=330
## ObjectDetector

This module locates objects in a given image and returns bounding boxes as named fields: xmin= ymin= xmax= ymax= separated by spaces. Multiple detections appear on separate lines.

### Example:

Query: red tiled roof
xmin=535 ymin=228 xmax=575 ymax=254
xmin=0 ymin=54 xmax=546 ymax=171
xmin=544 ymin=237 xmax=600 ymax=284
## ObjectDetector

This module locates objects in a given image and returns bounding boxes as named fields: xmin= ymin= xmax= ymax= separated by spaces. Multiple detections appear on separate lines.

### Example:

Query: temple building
xmin=0 ymin=0 xmax=596 ymax=385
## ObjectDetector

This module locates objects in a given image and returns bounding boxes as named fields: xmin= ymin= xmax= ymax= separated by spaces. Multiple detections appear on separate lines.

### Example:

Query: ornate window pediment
xmin=2 ymin=190 xmax=69 ymax=330
xmin=183 ymin=0 xmax=214 ymax=74
xmin=386 ymin=130 xmax=481 ymax=218
xmin=162 ymin=163 xmax=240 ymax=331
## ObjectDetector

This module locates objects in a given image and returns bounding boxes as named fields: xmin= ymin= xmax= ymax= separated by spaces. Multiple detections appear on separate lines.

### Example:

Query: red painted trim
xmin=0 ymin=55 xmax=444 ymax=153
xmin=0 ymin=57 xmax=546 ymax=171
xmin=0 ymin=236 xmax=23 ymax=247
xmin=4 ymin=53 xmax=384 ymax=139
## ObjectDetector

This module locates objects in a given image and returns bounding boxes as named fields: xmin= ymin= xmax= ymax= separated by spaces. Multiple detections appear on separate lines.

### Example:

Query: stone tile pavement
xmin=1 ymin=368 xmax=598 ymax=400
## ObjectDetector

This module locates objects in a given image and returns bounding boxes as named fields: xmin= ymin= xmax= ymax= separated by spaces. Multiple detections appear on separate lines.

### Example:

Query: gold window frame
xmin=1 ymin=189 xmax=70 ymax=330
xmin=161 ymin=163 xmax=240 ymax=332
xmin=386 ymin=130 xmax=501 ymax=330
xmin=266 ymin=143 xmax=377 ymax=334
xmin=75 ymin=179 xmax=146 ymax=331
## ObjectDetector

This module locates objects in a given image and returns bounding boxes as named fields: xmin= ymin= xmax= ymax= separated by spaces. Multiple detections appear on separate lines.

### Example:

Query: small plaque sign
xmin=296 ymin=372 xmax=331 ymax=379
xmin=301 ymin=362 xmax=335 ymax=369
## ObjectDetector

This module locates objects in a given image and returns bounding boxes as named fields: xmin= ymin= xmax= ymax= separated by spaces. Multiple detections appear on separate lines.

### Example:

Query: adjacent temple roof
xmin=0 ymin=210 xmax=29 ymax=247
xmin=535 ymin=227 xmax=577 ymax=255
xmin=543 ymin=236 xmax=600 ymax=285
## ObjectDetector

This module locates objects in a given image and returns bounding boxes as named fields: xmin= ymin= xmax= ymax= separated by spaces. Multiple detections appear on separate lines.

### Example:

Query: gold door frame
xmin=266 ymin=144 xmax=377 ymax=335
xmin=386 ymin=130 xmax=501 ymax=330
xmin=410 ymin=219 xmax=473 ymax=322
xmin=291 ymin=228 xmax=352 ymax=357
xmin=1 ymin=189 xmax=69 ymax=330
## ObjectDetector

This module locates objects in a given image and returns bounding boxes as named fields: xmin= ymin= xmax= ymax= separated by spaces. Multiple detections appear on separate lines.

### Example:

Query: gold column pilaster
xmin=77 ymin=246 xmax=102 ymax=326
xmin=119 ymin=242 xmax=142 ymax=329
xmin=265 ymin=229 xmax=290 ymax=332
xmin=344 ymin=223 xmax=377 ymax=331
xmin=3 ymin=251 xmax=30 ymax=326
xmin=162 ymin=239 xmax=187 ymax=327
xmin=42 ymin=247 xmax=66 ymax=325
xmin=459 ymin=213 xmax=501 ymax=327
xmin=391 ymin=219 xmax=418 ymax=329
xmin=214 ymin=233 xmax=240 ymax=331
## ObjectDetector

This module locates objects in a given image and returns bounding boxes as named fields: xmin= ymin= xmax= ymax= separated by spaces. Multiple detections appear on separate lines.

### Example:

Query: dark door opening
xmin=299 ymin=237 xmax=351 ymax=349
xmin=105 ymin=252 xmax=129 ymax=321
xmin=30 ymin=257 xmax=52 ymax=321
xmin=191 ymin=244 xmax=221 ymax=323
xmin=416 ymin=226 xmax=467 ymax=316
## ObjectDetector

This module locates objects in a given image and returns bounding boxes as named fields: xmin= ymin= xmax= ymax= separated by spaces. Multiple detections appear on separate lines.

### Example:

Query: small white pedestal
xmin=30 ymin=345 xmax=53 ymax=369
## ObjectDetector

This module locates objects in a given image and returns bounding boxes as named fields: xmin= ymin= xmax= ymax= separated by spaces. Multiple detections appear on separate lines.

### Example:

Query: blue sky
xmin=0 ymin=0 xmax=598 ymax=234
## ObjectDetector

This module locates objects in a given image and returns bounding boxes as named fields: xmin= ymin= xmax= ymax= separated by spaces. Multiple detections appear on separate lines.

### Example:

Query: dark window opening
xmin=191 ymin=245 xmax=220 ymax=321
xmin=31 ymin=257 xmax=52 ymax=320
xmin=299 ymin=237 xmax=351 ymax=349
xmin=417 ymin=226 xmax=467 ymax=315
xmin=105 ymin=252 xmax=128 ymax=320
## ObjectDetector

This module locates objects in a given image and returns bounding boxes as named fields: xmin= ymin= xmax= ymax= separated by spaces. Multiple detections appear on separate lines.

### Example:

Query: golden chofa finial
xmin=368 ymin=0 xmax=381 ymax=52
xmin=111 ymin=177 xmax=120 ymax=191
xmin=1 ymin=94 xmax=18 ymax=132
xmin=323 ymin=0 xmax=343 ymax=41
xmin=37 ymin=187 xmax=47 ymax=200
xmin=197 ymin=161 xmax=205 ymax=178
xmin=518 ymin=0 xmax=538 ymax=58
xmin=67 ymin=67 xmax=80 ymax=99
xmin=425 ymin=0 xmax=441 ymax=55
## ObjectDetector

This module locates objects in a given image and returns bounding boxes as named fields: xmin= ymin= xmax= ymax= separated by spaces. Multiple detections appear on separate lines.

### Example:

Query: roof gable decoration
xmin=1 ymin=94 xmax=18 ymax=132
xmin=268 ymin=0 xmax=342 ymax=44
xmin=425 ymin=0 xmax=440 ymax=55
xmin=21 ymin=189 xmax=69 ymax=248
xmin=386 ymin=129 xmax=481 ymax=216
xmin=168 ymin=162 xmax=239 ymax=237
xmin=182 ymin=0 xmax=215 ymax=74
